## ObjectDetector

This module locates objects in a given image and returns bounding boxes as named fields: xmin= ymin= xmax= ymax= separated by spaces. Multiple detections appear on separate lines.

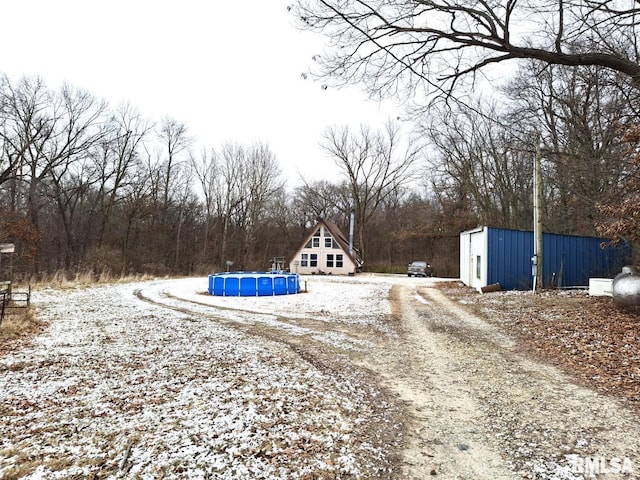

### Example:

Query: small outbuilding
xmin=460 ymin=226 xmax=631 ymax=290
xmin=289 ymin=219 xmax=363 ymax=275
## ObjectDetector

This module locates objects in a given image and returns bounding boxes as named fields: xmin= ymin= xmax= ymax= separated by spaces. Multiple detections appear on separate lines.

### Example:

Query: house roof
xmin=292 ymin=218 xmax=363 ymax=267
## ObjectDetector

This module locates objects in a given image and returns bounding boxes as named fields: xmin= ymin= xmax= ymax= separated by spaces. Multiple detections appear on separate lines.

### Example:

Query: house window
xmin=301 ymin=254 xmax=308 ymax=267
xmin=324 ymin=229 xmax=334 ymax=248
xmin=304 ymin=239 xmax=312 ymax=248
xmin=336 ymin=254 xmax=343 ymax=268
xmin=326 ymin=254 xmax=334 ymax=268
xmin=476 ymin=255 xmax=481 ymax=279
xmin=312 ymin=229 xmax=320 ymax=248
xmin=310 ymin=254 xmax=318 ymax=267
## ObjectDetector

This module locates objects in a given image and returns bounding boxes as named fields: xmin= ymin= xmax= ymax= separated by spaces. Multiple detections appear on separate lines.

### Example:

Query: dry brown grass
xmin=0 ymin=305 xmax=44 ymax=355
xmin=28 ymin=269 xmax=155 ymax=290
xmin=0 ymin=447 xmax=75 ymax=479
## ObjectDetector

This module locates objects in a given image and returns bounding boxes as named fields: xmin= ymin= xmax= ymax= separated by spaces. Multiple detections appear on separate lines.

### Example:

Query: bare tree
xmin=504 ymin=61 xmax=631 ymax=234
xmin=95 ymin=103 xmax=153 ymax=247
xmin=191 ymin=147 xmax=219 ymax=266
xmin=320 ymin=121 xmax=420 ymax=259
xmin=202 ymin=141 xmax=283 ymax=269
xmin=144 ymin=117 xmax=194 ymax=267
xmin=214 ymin=142 xmax=245 ymax=267
xmin=117 ymin=161 xmax=155 ymax=275
xmin=425 ymin=101 xmax=535 ymax=230
xmin=0 ymin=75 xmax=55 ymax=238
xmin=235 ymin=142 xmax=283 ymax=268
xmin=0 ymin=80 xmax=24 ymax=211
xmin=0 ymin=76 xmax=111 ymax=270
xmin=157 ymin=117 xmax=193 ymax=218
xmin=171 ymin=165 xmax=195 ymax=270
xmin=0 ymin=77 xmax=23 ymax=190
xmin=291 ymin=0 xmax=640 ymax=104
xmin=43 ymin=84 xmax=111 ymax=268
xmin=293 ymin=179 xmax=346 ymax=224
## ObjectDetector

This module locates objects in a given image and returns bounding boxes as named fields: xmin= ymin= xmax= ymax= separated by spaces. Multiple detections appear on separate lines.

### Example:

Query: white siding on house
xmin=289 ymin=224 xmax=356 ymax=275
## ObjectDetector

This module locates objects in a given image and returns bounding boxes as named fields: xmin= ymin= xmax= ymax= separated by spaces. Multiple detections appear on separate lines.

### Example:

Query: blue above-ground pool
xmin=208 ymin=271 xmax=301 ymax=296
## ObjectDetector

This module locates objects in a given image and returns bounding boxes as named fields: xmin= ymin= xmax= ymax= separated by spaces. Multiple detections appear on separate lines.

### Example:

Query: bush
xmin=361 ymin=264 xmax=407 ymax=274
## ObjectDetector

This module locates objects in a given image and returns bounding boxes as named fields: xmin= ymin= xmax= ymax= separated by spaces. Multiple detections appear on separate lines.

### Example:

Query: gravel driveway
xmin=377 ymin=284 xmax=639 ymax=479
xmin=0 ymin=275 xmax=638 ymax=479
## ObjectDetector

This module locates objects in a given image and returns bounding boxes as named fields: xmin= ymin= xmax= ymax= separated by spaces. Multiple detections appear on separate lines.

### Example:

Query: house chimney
xmin=349 ymin=211 xmax=355 ymax=255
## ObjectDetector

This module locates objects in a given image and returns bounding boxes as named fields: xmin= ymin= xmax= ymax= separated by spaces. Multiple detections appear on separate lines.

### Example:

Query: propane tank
xmin=612 ymin=265 xmax=640 ymax=309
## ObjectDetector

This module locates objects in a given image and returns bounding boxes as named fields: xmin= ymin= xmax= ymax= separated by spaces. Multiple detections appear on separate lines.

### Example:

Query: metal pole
xmin=533 ymin=133 xmax=543 ymax=291
xmin=349 ymin=210 xmax=355 ymax=256
xmin=0 ymin=292 xmax=5 ymax=326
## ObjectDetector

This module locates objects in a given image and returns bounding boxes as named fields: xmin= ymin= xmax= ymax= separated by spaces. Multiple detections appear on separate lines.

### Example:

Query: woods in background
xmin=1 ymin=58 xmax=639 ymax=280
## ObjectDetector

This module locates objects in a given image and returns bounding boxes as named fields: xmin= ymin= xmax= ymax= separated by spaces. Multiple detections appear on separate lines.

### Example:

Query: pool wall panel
xmin=225 ymin=277 xmax=240 ymax=296
xmin=240 ymin=277 xmax=257 ymax=296
xmin=257 ymin=277 xmax=273 ymax=295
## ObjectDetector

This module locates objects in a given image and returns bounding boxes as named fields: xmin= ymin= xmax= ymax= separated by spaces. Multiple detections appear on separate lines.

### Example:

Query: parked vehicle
xmin=407 ymin=260 xmax=433 ymax=277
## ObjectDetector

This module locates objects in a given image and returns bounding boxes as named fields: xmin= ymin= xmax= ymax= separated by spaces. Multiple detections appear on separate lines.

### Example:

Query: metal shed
xmin=460 ymin=226 xmax=631 ymax=290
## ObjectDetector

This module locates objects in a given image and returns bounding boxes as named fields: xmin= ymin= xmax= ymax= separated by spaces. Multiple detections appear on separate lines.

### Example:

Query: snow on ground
xmin=140 ymin=275 xmax=398 ymax=351
xmin=0 ymin=274 xmax=428 ymax=479
xmin=170 ymin=274 xmax=395 ymax=327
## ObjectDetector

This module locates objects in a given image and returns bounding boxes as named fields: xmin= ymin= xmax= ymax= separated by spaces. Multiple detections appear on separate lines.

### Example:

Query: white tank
xmin=612 ymin=265 xmax=640 ymax=308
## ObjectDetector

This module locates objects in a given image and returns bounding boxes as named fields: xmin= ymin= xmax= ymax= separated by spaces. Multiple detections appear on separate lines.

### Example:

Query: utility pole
xmin=533 ymin=133 xmax=543 ymax=291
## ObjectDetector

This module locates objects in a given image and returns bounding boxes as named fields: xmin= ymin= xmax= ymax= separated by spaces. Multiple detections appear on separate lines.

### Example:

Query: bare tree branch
xmin=292 ymin=0 xmax=640 ymax=105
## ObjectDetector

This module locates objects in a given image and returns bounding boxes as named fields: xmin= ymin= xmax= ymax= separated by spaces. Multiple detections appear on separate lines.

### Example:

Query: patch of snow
xmin=0 ymin=278 xmax=407 ymax=478
xmin=0 ymin=274 xmax=445 ymax=478
xmin=169 ymin=275 xmax=394 ymax=328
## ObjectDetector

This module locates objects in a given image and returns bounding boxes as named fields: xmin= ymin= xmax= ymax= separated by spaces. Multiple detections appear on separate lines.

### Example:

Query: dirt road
xmin=366 ymin=282 xmax=640 ymax=479
xmin=2 ymin=276 xmax=639 ymax=479
xmin=153 ymin=277 xmax=640 ymax=479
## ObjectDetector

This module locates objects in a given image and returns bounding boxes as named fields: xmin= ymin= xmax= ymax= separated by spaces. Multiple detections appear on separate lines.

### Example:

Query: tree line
xmin=0 ymin=71 xmax=435 ymax=278
xmin=2 ymin=29 xmax=640 ymax=279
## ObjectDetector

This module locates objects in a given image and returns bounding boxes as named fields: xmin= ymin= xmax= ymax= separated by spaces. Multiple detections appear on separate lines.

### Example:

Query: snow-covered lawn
xmin=170 ymin=275 xmax=394 ymax=326
xmin=0 ymin=274 xmax=419 ymax=479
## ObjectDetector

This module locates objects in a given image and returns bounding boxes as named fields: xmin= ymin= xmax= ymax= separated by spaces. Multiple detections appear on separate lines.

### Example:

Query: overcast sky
xmin=0 ymin=0 xmax=402 ymax=186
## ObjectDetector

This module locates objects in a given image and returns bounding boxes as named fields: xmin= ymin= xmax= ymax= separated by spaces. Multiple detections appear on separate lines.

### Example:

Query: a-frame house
xmin=289 ymin=219 xmax=363 ymax=275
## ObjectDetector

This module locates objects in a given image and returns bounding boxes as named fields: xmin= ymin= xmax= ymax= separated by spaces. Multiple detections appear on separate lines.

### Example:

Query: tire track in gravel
xmin=134 ymin=287 xmax=380 ymax=359
xmin=134 ymin=282 xmax=513 ymax=478
xmin=359 ymin=284 xmax=515 ymax=479
xmin=135 ymin=281 xmax=640 ymax=479
xmin=361 ymin=283 xmax=640 ymax=479
xmin=133 ymin=285 xmax=409 ymax=478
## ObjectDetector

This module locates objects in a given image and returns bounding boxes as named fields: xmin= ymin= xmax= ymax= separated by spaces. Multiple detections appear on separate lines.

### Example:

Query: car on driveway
xmin=407 ymin=260 xmax=433 ymax=277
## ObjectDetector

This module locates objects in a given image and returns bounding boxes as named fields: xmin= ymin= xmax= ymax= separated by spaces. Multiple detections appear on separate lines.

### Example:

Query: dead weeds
xmin=0 ymin=307 xmax=45 ymax=356
xmin=436 ymin=282 xmax=640 ymax=410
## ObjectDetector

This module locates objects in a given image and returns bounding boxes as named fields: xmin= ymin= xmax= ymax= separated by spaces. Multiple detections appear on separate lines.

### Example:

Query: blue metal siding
xmin=487 ymin=228 xmax=533 ymax=290
xmin=542 ymin=233 xmax=630 ymax=287
xmin=486 ymin=227 xmax=630 ymax=290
